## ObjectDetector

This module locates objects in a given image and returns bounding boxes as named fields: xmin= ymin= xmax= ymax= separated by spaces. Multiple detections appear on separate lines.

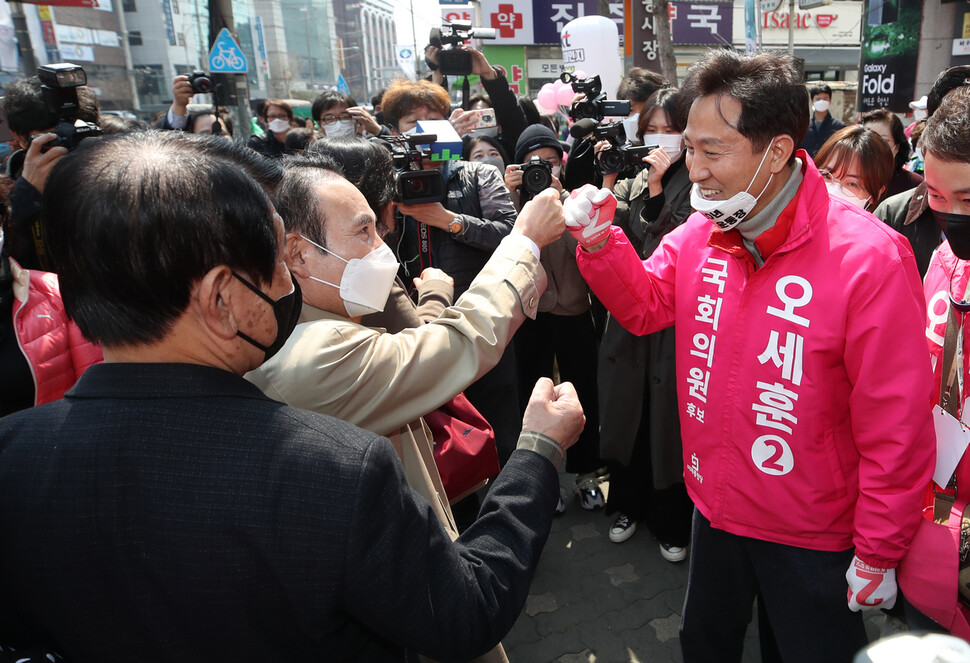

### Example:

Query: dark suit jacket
xmin=801 ymin=113 xmax=846 ymax=160
xmin=0 ymin=363 xmax=558 ymax=662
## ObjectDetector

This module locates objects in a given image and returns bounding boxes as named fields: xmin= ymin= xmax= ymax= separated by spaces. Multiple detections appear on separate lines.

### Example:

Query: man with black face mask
xmin=0 ymin=132 xmax=586 ymax=661
xmin=900 ymin=84 xmax=970 ymax=634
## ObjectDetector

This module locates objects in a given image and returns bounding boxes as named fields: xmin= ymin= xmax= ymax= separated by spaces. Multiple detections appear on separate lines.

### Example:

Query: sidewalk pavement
xmin=502 ymin=472 xmax=884 ymax=663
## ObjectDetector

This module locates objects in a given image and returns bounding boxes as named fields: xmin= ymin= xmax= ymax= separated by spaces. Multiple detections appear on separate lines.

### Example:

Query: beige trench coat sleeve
xmin=248 ymin=238 xmax=546 ymax=437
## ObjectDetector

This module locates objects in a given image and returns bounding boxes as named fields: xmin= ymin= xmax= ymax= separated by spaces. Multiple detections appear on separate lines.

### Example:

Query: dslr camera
xmin=428 ymin=21 xmax=496 ymax=76
xmin=562 ymin=72 xmax=631 ymax=122
xmin=187 ymin=70 xmax=213 ymax=94
xmin=516 ymin=156 xmax=554 ymax=200
xmin=372 ymin=134 xmax=446 ymax=205
xmin=34 ymin=63 xmax=102 ymax=152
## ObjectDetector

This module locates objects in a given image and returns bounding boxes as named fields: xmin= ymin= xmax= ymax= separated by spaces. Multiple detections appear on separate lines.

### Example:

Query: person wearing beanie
xmin=505 ymin=124 xmax=606 ymax=515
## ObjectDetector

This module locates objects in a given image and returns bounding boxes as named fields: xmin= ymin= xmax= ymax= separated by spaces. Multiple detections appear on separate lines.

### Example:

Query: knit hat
xmin=514 ymin=124 xmax=564 ymax=164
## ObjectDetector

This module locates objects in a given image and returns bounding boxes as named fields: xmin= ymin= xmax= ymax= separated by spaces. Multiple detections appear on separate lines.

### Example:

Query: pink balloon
xmin=538 ymin=88 xmax=557 ymax=111
xmin=556 ymin=84 xmax=576 ymax=107
xmin=541 ymin=82 xmax=555 ymax=93
xmin=552 ymin=79 xmax=565 ymax=91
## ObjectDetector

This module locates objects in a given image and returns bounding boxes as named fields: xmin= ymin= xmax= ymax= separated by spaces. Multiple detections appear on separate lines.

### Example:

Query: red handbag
xmin=425 ymin=392 xmax=500 ymax=504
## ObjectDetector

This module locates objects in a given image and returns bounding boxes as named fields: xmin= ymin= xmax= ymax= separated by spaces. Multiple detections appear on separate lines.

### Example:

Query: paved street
xmin=502 ymin=472 xmax=884 ymax=663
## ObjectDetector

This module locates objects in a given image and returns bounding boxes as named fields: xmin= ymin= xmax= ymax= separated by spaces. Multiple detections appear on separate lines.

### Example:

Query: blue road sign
xmin=337 ymin=74 xmax=350 ymax=94
xmin=208 ymin=28 xmax=248 ymax=74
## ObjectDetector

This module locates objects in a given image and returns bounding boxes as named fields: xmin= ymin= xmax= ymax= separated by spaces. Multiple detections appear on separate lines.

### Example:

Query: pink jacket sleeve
xmin=844 ymin=248 xmax=936 ymax=568
xmin=574 ymin=226 xmax=678 ymax=337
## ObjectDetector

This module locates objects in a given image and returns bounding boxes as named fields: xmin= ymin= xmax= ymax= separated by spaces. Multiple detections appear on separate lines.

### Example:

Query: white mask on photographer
xmin=622 ymin=113 xmax=641 ymax=144
xmin=268 ymin=118 xmax=290 ymax=133
xmin=325 ymin=119 xmax=356 ymax=138
xmin=642 ymin=133 xmax=684 ymax=161
xmin=551 ymin=164 xmax=562 ymax=178
xmin=812 ymin=99 xmax=830 ymax=113
xmin=301 ymin=235 xmax=399 ymax=317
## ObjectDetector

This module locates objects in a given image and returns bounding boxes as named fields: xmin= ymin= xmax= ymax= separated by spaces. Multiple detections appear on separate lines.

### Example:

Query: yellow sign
xmin=963 ymin=12 xmax=970 ymax=39
xmin=38 ymin=5 xmax=52 ymax=20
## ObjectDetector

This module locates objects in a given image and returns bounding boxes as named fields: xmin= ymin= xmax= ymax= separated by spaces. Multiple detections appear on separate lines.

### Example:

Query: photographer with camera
xmin=0 ymin=67 xmax=100 ymax=271
xmin=424 ymin=30 xmax=527 ymax=161
xmin=562 ymin=69 xmax=666 ymax=192
xmin=155 ymin=71 xmax=222 ymax=134
xmin=380 ymin=78 xmax=524 ymax=465
xmin=502 ymin=125 xmax=603 ymax=512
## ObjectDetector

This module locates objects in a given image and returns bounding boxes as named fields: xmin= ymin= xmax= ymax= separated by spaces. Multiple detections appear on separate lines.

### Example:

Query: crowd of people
xmin=0 ymin=42 xmax=969 ymax=662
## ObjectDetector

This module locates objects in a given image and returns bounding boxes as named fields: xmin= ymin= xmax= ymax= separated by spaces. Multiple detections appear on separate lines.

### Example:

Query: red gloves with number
xmin=846 ymin=555 xmax=897 ymax=611
xmin=563 ymin=184 xmax=617 ymax=249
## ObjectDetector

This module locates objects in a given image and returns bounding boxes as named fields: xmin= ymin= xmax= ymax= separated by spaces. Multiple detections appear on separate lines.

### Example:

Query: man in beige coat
xmin=246 ymin=162 xmax=566 ymax=661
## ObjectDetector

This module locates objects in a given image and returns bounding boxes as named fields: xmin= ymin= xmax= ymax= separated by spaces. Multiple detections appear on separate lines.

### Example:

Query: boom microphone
xmin=569 ymin=118 xmax=599 ymax=140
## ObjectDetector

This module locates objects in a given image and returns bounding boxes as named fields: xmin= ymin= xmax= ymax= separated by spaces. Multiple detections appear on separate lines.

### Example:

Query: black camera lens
xmin=599 ymin=148 xmax=624 ymax=174
xmin=406 ymin=177 xmax=427 ymax=194
xmin=524 ymin=165 xmax=551 ymax=192
xmin=188 ymin=70 xmax=213 ymax=94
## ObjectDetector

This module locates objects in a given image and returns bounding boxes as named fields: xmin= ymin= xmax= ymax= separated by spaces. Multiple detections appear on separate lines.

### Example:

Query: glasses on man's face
xmin=818 ymin=169 xmax=868 ymax=198
xmin=266 ymin=113 xmax=288 ymax=121
xmin=320 ymin=112 xmax=353 ymax=125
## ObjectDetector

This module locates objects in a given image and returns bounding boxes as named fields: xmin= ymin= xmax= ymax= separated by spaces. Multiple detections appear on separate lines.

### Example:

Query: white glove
xmin=563 ymin=184 xmax=616 ymax=248
xmin=846 ymin=555 xmax=897 ymax=611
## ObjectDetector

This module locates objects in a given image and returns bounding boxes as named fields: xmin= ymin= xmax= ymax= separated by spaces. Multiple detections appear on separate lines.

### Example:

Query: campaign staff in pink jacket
xmin=561 ymin=50 xmax=935 ymax=663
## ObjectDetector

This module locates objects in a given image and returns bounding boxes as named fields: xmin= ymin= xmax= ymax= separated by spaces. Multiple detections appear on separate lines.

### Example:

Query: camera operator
xmin=504 ymin=125 xmax=603 ymax=512
xmin=381 ymin=78 xmax=524 ymax=465
xmin=562 ymin=68 xmax=666 ymax=192
xmin=425 ymin=43 xmax=527 ymax=161
xmin=0 ymin=74 xmax=99 ymax=271
xmin=311 ymin=90 xmax=382 ymax=138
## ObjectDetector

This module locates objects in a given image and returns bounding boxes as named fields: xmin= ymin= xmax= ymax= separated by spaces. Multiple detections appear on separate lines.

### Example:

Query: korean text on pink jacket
xmin=10 ymin=259 xmax=102 ymax=405
xmin=576 ymin=154 xmax=935 ymax=568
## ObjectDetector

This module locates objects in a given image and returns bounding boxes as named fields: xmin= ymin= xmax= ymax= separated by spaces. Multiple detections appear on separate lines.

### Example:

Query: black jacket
xmin=801 ymin=113 xmax=846 ymax=160
xmin=0 ymin=362 xmax=558 ymax=662
xmin=874 ymin=181 xmax=941 ymax=278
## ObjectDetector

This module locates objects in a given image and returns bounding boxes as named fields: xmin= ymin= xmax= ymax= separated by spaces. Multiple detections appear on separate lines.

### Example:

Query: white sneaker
xmin=609 ymin=514 xmax=637 ymax=543
xmin=659 ymin=542 xmax=688 ymax=563
xmin=555 ymin=495 xmax=566 ymax=515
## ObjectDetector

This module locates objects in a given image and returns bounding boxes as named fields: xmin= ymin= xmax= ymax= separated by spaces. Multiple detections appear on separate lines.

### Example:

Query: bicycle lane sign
xmin=208 ymin=28 xmax=248 ymax=74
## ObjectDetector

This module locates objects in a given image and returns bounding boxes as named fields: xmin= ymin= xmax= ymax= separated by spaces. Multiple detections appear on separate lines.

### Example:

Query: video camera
xmin=516 ymin=156 xmax=554 ymax=201
xmin=562 ymin=72 xmax=631 ymax=122
xmin=429 ymin=21 xmax=497 ymax=77
xmin=569 ymin=118 xmax=655 ymax=176
xmin=35 ymin=63 xmax=102 ymax=152
xmin=371 ymin=134 xmax=446 ymax=205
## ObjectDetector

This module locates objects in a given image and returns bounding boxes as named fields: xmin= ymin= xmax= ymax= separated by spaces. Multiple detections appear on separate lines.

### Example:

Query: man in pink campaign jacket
xmin=559 ymin=50 xmax=935 ymax=662
xmin=905 ymin=85 xmax=970 ymax=636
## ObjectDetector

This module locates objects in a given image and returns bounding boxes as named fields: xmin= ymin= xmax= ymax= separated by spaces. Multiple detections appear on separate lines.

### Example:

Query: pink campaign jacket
xmin=577 ymin=152 xmax=935 ymax=568
xmin=10 ymin=259 xmax=102 ymax=405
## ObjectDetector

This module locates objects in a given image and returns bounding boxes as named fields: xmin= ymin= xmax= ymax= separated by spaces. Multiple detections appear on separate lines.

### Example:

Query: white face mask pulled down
xmin=690 ymin=141 xmax=775 ymax=231
xmin=301 ymin=235 xmax=399 ymax=317
xmin=825 ymin=181 xmax=870 ymax=210
xmin=268 ymin=118 xmax=290 ymax=133
xmin=325 ymin=119 xmax=356 ymax=138
xmin=642 ymin=133 xmax=684 ymax=162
